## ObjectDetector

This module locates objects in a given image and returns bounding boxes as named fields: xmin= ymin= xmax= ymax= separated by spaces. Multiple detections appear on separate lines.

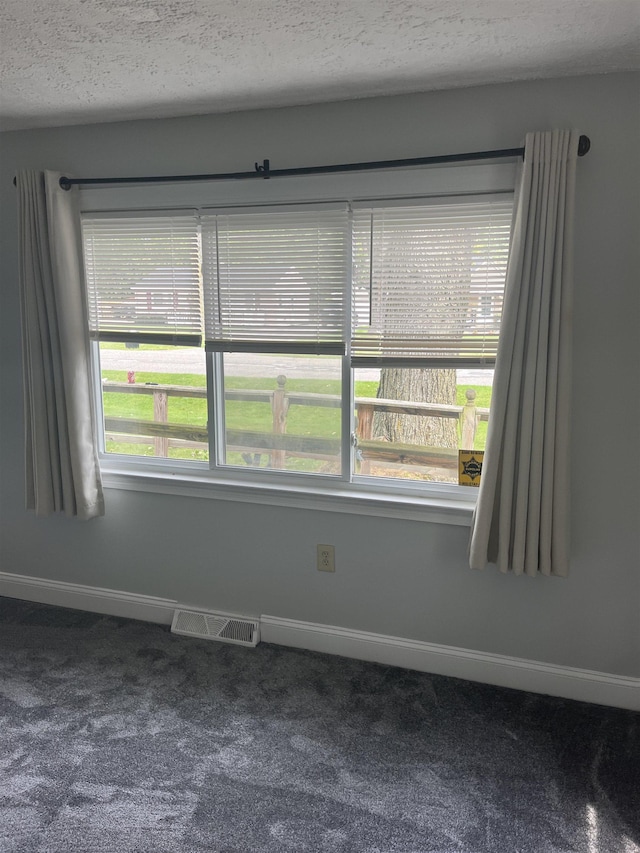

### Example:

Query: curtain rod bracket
xmin=59 ymin=176 xmax=72 ymax=191
xmin=255 ymin=159 xmax=270 ymax=179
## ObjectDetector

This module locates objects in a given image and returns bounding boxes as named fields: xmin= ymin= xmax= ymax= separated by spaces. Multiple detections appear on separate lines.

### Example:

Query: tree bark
xmin=373 ymin=367 xmax=458 ymax=448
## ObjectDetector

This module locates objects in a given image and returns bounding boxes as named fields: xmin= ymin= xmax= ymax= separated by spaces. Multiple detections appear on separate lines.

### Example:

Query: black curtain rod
xmin=14 ymin=135 xmax=591 ymax=189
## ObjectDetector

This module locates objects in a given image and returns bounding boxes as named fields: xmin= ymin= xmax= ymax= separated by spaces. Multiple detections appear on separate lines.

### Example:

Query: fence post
xmin=356 ymin=402 xmax=374 ymax=474
xmin=460 ymin=388 xmax=478 ymax=449
xmin=153 ymin=389 xmax=169 ymax=457
xmin=271 ymin=374 xmax=289 ymax=469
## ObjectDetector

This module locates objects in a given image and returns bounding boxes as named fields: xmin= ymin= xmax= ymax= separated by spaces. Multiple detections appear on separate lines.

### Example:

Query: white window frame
xmin=81 ymin=162 xmax=516 ymax=525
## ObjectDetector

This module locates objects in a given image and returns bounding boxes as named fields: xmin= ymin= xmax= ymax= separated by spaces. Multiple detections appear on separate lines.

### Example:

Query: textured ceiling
xmin=1 ymin=0 xmax=639 ymax=131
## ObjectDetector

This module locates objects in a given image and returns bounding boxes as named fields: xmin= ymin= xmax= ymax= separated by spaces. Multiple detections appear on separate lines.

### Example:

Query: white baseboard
xmin=1 ymin=571 xmax=637 ymax=711
xmin=0 ymin=571 xmax=176 ymax=625
xmin=261 ymin=615 xmax=640 ymax=712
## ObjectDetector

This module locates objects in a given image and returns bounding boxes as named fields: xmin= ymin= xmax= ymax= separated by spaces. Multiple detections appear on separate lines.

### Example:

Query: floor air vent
xmin=171 ymin=608 xmax=260 ymax=647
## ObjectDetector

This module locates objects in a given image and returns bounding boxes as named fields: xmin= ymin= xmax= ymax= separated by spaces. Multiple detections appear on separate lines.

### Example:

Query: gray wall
xmin=1 ymin=72 xmax=638 ymax=677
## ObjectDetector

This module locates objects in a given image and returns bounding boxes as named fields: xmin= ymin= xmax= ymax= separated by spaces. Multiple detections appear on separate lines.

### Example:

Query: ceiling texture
xmin=1 ymin=0 xmax=639 ymax=131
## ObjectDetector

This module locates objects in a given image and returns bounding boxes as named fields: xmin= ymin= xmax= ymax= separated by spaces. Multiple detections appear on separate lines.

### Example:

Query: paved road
xmin=99 ymin=348 xmax=492 ymax=385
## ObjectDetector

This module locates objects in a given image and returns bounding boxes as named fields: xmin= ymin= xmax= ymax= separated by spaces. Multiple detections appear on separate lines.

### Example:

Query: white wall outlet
xmin=317 ymin=544 xmax=335 ymax=572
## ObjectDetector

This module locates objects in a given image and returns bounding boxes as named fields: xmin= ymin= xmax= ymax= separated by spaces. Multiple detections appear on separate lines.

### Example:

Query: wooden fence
xmin=103 ymin=374 xmax=488 ymax=472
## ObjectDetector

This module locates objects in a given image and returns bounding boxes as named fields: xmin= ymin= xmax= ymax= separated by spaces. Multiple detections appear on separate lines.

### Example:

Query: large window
xmin=82 ymin=191 xmax=512 ymax=500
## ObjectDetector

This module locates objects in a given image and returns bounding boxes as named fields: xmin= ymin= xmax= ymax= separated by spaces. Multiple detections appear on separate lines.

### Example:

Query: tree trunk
xmin=373 ymin=367 xmax=458 ymax=448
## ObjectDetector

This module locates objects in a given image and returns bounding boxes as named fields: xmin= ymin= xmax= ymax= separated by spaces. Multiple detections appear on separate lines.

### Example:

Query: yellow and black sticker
xmin=458 ymin=450 xmax=484 ymax=487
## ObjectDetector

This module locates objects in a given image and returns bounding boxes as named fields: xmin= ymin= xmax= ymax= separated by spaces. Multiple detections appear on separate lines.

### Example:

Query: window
xmin=81 ymin=182 xmax=512 ymax=510
xmin=349 ymin=200 xmax=510 ymax=483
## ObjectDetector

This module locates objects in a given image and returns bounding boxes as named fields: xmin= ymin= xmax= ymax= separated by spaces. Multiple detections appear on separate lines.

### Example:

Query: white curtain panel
xmin=17 ymin=171 xmax=104 ymax=520
xmin=469 ymin=130 xmax=580 ymax=576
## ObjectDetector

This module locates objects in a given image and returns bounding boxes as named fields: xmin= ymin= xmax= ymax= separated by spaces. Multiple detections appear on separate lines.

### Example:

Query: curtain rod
xmin=14 ymin=135 xmax=591 ymax=189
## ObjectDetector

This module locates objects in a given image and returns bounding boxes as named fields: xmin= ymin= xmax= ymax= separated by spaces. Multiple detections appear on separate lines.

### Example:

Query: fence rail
xmin=102 ymin=375 xmax=488 ymax=471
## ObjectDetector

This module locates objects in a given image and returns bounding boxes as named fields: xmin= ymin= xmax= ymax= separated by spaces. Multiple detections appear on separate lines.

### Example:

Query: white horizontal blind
xmin=82 ymin=215 xmax=202 ymax=345
xmin=351 ymin=198 xmax=513 ymax=365
xmin=201 ymin=206 xmax=349 ymax=354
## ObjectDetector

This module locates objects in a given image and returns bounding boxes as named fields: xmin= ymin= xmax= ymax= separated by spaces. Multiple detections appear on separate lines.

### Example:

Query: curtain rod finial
xmin=578 ymin=135 xmax=591 ymax=157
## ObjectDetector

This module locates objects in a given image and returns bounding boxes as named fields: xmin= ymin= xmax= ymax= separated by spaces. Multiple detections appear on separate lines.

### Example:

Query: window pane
xmin=221 ymin=354 xmax=342 ymax=475
xmin=99 ymin=343 xmax=208 ymax=461
xmin=353 ymin=367 xmax=493 ymax=484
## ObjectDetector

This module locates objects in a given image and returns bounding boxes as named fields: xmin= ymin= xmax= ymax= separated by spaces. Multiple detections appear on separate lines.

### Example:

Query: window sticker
xmin=458 ymin=450 xmax=484 ymax=487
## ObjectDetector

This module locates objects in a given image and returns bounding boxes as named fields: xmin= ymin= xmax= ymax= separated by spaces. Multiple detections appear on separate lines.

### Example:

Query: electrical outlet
xmin=317 ymin=544 xmax=335 ymax=572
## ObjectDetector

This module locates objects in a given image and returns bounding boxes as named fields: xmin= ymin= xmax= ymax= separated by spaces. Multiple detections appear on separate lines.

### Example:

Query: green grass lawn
xmin=102 ymin=370 xmax=491 ymax=464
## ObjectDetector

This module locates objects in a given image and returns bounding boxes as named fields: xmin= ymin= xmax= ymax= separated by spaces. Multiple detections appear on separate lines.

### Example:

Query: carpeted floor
xmin=0 ymin=596 xmax=638 ymax=853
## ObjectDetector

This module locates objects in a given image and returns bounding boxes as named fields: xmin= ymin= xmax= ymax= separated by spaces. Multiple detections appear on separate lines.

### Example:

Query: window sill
xmin=101 ymin=465 xmax=476 ymax=526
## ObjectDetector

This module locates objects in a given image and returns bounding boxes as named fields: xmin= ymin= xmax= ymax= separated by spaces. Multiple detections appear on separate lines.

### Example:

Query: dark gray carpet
xmin=0 ymin=597 xmax=638 ymax=853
